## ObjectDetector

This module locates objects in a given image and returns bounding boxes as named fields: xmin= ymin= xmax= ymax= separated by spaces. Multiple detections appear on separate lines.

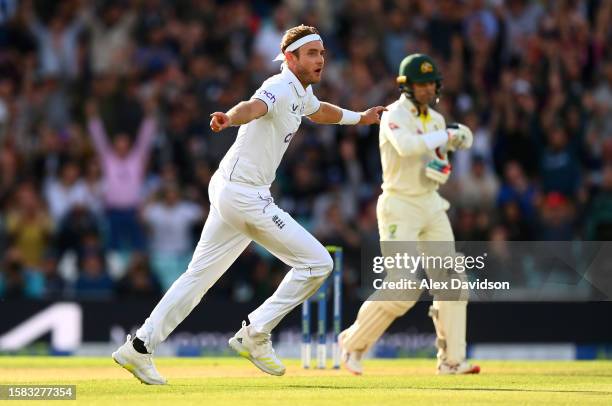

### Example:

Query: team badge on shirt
xmin=389 ymin=224 xmax=397 ymax=239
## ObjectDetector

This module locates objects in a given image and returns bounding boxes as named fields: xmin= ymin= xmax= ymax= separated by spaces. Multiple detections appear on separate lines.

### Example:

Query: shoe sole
xmin=112 ymin=351 xmax=167 ymax=385
xmin=228 ymin=337 xmax=285 ymax=376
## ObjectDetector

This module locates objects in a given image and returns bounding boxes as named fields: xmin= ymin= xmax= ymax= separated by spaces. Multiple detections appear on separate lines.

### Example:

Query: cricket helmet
xmin=397 ymin=53 xmax=442 ymax=105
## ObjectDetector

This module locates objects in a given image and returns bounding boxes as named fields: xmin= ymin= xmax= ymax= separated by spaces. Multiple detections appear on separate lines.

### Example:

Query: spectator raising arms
xmin=86 ymin=97 xmax=157 ymax=253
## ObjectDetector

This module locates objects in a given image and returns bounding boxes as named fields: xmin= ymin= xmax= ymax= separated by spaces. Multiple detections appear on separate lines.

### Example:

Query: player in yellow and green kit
xmin=339 ymin=54 xmax=480 ymax=375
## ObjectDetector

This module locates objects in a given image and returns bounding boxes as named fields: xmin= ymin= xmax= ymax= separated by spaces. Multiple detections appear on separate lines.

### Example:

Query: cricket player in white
xmin=338 ymin=54 xmax=480 ymax=375
xmin=112 ymin=25 xmax=385 ymax=384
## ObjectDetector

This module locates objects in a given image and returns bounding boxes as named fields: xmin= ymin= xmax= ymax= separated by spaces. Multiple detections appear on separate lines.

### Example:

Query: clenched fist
xmin=358 ymin=106 xmax=387 ymax=125
xmin=210 ymin=112 xmax=231 ymax=132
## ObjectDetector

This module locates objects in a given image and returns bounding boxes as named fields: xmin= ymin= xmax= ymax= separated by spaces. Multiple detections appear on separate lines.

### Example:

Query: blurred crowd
xmin=0 ymin=0 xmax=610 ymax=301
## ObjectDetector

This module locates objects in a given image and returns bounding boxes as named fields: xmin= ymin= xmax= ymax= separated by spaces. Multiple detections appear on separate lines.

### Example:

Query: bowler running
xmin=112 ymin=25 xmax=385 ymax=384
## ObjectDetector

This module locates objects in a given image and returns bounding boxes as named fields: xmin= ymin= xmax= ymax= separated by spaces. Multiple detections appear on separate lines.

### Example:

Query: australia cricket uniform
xmin=341 ymin=94 xmax=469 ymax=367
xmin=135 ymin=68 xmax=334 ymax=351
xmin=378 ymin=94 xmax=451 ymax=242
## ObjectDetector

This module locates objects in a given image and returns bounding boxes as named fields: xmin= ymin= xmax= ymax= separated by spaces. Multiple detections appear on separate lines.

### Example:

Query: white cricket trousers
xmin=136 ymin=172 xmax=333 ymax=352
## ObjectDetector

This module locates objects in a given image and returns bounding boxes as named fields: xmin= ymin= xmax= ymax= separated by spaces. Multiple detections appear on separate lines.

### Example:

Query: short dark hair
xmin=280 ymin=25 xmax=320 ymax=56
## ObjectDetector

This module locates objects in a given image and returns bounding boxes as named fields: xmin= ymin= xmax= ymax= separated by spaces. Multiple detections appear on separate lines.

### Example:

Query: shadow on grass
xmin=279 ymin=385 xmax=612 ymax=395
xmin=167 ymin=382 xmax=612 ymax=396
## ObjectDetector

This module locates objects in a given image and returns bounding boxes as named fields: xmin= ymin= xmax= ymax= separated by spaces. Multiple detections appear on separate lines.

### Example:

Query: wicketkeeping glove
xmin=425 ymin=147 xmax=452 ymax=184
xmin=446 ymin=123 xmax=473 ymax=151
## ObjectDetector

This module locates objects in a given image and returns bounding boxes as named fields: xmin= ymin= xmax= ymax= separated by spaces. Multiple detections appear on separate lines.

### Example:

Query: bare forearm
xmin=226 ymin=101 xmax=263 ymax=126
xmin=87 ymin=118 xmax=110 ymax=155
xmin=307 ymin=102 xmax=342 ymax=124
xmin=308 ymin=102 xmax=385 ymax=125
xmin=133 ymin=117 xmax=157 ymax=158
xmin=210 ymin=99 xmax=267 ymax=132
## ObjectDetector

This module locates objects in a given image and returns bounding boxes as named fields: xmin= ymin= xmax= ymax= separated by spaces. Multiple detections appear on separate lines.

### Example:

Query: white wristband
xmin=338 ymin=109 xmax=361 ymax=125
xmin=422 ymin=130 xmax=450 ymax=150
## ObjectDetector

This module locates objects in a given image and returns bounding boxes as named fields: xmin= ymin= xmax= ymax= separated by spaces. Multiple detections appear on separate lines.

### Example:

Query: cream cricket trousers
xmin=342 ymin=191 xmax=469 ymax=365
xmin=136 ymin=172 xmax=333 ymax=352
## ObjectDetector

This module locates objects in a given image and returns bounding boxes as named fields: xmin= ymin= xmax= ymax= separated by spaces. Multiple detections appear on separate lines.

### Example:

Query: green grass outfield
xmin=1 ymin=357 xmax=612 ymax=405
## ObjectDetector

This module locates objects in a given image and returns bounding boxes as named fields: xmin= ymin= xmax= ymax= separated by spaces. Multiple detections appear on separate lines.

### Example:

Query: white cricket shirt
xmin=218 ymin=68 xmax=321 ymax=187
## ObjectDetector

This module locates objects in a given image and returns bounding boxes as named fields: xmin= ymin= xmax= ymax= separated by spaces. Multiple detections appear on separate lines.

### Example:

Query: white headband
xmin=273 ymin=34 xmax=323 ymax=62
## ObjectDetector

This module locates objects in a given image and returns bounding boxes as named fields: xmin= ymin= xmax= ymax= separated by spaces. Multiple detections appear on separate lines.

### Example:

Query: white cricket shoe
xmin=438 ymin=361 xmax=481 ymax=375
xmin=112 ymin=335 xmax=167 ymax=385
xmin=228 ymin=321 xmax=286 ymax=376
xmin=339 ymin=331 xmax=363 ymax=375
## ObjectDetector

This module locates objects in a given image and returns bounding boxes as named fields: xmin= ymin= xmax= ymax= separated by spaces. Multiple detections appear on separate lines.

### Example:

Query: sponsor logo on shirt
xmin=272 ymin=215 xmax=285 ymax=229
xmin=389 ymin=122 xmax=400 ymax=130
xmin=260 ymin=90 xmax=276 ymax=103
xmin=291 ymin=102 xmax=305 ymax=115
